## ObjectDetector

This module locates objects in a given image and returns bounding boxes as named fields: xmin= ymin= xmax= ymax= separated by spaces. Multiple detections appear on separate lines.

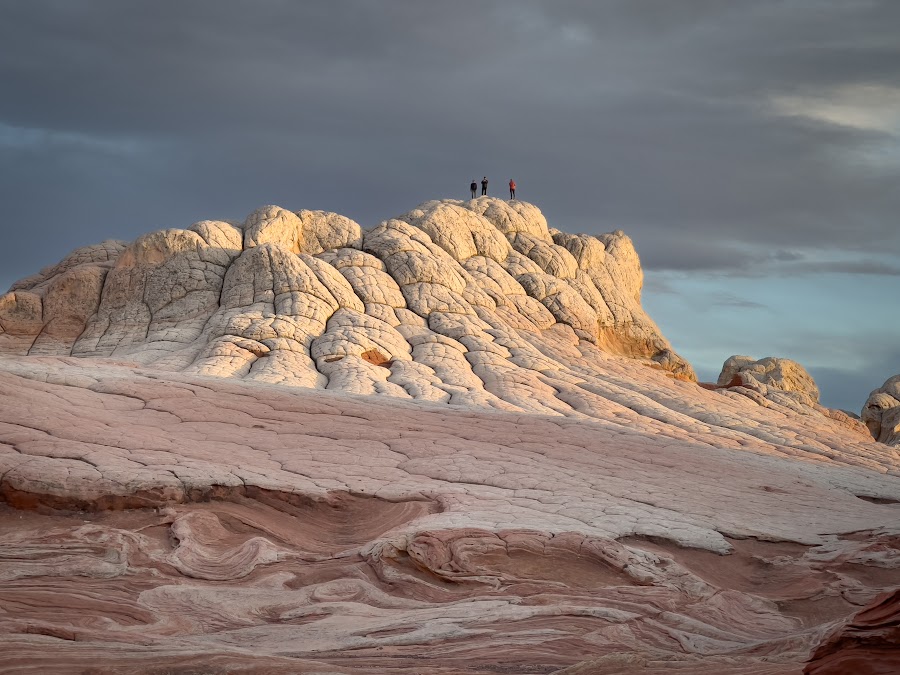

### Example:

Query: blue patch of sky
xmin=643 ymin=268 xmax=900 ymax=412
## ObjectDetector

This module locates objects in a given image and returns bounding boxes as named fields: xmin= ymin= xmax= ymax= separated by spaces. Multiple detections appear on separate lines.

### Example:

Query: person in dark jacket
xmin=509 ymin=179 xmax=516 ymax=200
xmin=481 ymin=177 xmax=489 ymax=196
xmin=470 ymin=180 xmax=477 ymax=199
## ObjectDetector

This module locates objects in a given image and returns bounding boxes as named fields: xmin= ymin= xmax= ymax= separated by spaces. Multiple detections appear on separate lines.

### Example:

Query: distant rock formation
xmin=717 ymin=356 xmax=819 ymax=406
xmin=713 ymin=355 xmax=876 ymax=439
xmin=863 ymin=375 xmax=900 ymax=447
xmin=717 ymin=355 xmax=820 ymax=408
xmin=0 ymin=198 xmax=693 ymax=412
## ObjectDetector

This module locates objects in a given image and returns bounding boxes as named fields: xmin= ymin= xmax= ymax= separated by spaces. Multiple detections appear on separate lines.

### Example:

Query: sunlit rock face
xmin=1 ymin=198 xmax=899 ymax=674
xmin=0 ymin=198 xmax=693 ymax=408
xmin=717 ymin=355 xmax=821 ymax=407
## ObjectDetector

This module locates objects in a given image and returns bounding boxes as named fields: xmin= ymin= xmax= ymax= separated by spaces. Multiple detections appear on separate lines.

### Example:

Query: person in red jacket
xmin=509 ymin=179 xmax=516 ymax=200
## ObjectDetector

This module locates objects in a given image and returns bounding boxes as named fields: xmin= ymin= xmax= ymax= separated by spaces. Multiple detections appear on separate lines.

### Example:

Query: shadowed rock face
xmin=0 ymin=199 xmax=899 ymax=673
xmin=804 ymin=589 xmax=900 ymax=674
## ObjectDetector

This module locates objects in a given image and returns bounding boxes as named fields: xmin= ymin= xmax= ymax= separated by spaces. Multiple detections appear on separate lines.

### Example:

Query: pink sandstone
xmin=0 ymin=198 xmax=898 ymax=673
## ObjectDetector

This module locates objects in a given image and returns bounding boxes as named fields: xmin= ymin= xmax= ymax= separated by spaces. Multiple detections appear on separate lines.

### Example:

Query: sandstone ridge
xmin=1 ymin=198 xmax=693 ymax=414
xmin=1 ymin=355 xmax=899 ymax=674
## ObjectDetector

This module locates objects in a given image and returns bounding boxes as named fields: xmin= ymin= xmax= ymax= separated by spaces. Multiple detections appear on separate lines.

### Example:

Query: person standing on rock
xmin=470 ymin=179 xmax=477 ymax=199
xmin=481 ymin=176 xmax=489 ymax=196
xmin=509 ymin=178 xmax=516 ymax=200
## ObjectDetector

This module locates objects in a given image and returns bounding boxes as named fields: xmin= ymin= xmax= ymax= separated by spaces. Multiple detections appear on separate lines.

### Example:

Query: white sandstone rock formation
xmin=863 ymin=374 xmax=900 ymax=446
xmin=2 ymin=198 xmax=900 ymax=673
xmin=0 ymin=198 xmax=696 ymax=413
xmin=717 ymin=355 xmax=821 ymax=411
xmin=0 ymin=240 xmax=126 ymax=355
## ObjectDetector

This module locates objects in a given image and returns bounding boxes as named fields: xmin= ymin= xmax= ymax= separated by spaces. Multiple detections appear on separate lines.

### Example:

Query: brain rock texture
xmin=0 ymin=197 xmax=693 ymax=412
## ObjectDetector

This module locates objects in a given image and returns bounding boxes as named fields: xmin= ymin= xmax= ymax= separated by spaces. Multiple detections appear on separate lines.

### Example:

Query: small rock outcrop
xmin=717 ymin=355 xmax=821 ymax=411
xmin=863 ymin=375 xmax=900 ymax=446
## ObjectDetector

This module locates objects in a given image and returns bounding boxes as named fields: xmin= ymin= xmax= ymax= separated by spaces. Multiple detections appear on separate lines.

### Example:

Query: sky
xmin=1 ymin=0 xmax=898 ymax=412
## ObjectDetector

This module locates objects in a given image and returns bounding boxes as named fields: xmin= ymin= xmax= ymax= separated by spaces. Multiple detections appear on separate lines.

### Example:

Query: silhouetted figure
xmin=509 ymin=179 xmax=516 ymax=200
xmin=481 ymin=177 xmax=488 ymax=196
xmin=470 ymin=180 xmax=477 ymax=199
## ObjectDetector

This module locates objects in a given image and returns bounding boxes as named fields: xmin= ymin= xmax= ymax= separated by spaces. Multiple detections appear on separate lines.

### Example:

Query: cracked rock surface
xmin=0 ymin=198 xmax=694 ymax=403
xmin=1 ymin=198 xmax=899 ymax=673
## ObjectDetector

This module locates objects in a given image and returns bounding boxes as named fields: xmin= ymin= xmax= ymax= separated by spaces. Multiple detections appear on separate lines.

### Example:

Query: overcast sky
xmin=1 ymin=1 xmax=898 ymax=411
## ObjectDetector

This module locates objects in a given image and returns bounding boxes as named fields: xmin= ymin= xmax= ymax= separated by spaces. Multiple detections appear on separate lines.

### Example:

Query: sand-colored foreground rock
xmin=863 ymin=374 xmax=900 ymax=447
xmin=1 ymin=198 xmax=898 ymax=673
xmin=0 ymin=356 xmax=899 ymax=673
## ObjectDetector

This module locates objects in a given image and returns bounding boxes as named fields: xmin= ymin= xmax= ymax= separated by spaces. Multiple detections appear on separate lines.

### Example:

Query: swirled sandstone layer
xmin=0 ymin=356 xmax=898 ymax=673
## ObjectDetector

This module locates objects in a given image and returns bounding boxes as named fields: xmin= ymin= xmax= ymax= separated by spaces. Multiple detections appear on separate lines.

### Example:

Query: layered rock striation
xmin=804 ymin=589 xmax=900 ymax=674
xmin=1 ymin=356 xmax=898 ymax=674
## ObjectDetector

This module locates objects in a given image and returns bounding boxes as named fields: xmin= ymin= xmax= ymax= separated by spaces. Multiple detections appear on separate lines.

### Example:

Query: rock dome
xmin=0 ymin=197 xmax=694 ymax=411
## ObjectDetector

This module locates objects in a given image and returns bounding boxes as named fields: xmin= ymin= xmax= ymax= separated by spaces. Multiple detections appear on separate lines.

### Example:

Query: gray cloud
xmin=788 ymin=260 xmax=900 ymax=276
xmin=642 ymin=239 xmax=900 ymax=277
xmin=2 ymin=2 xmax=898 ymax=286
xmin=708 ymin=292 xmax=769 ymax=310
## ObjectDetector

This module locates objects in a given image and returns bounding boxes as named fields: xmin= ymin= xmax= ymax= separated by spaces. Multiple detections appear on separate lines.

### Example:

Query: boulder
xmin=862 ymin=374 xmax=900 ymax=446
xmin=718 ymin=355 xmax=820 ymax=408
